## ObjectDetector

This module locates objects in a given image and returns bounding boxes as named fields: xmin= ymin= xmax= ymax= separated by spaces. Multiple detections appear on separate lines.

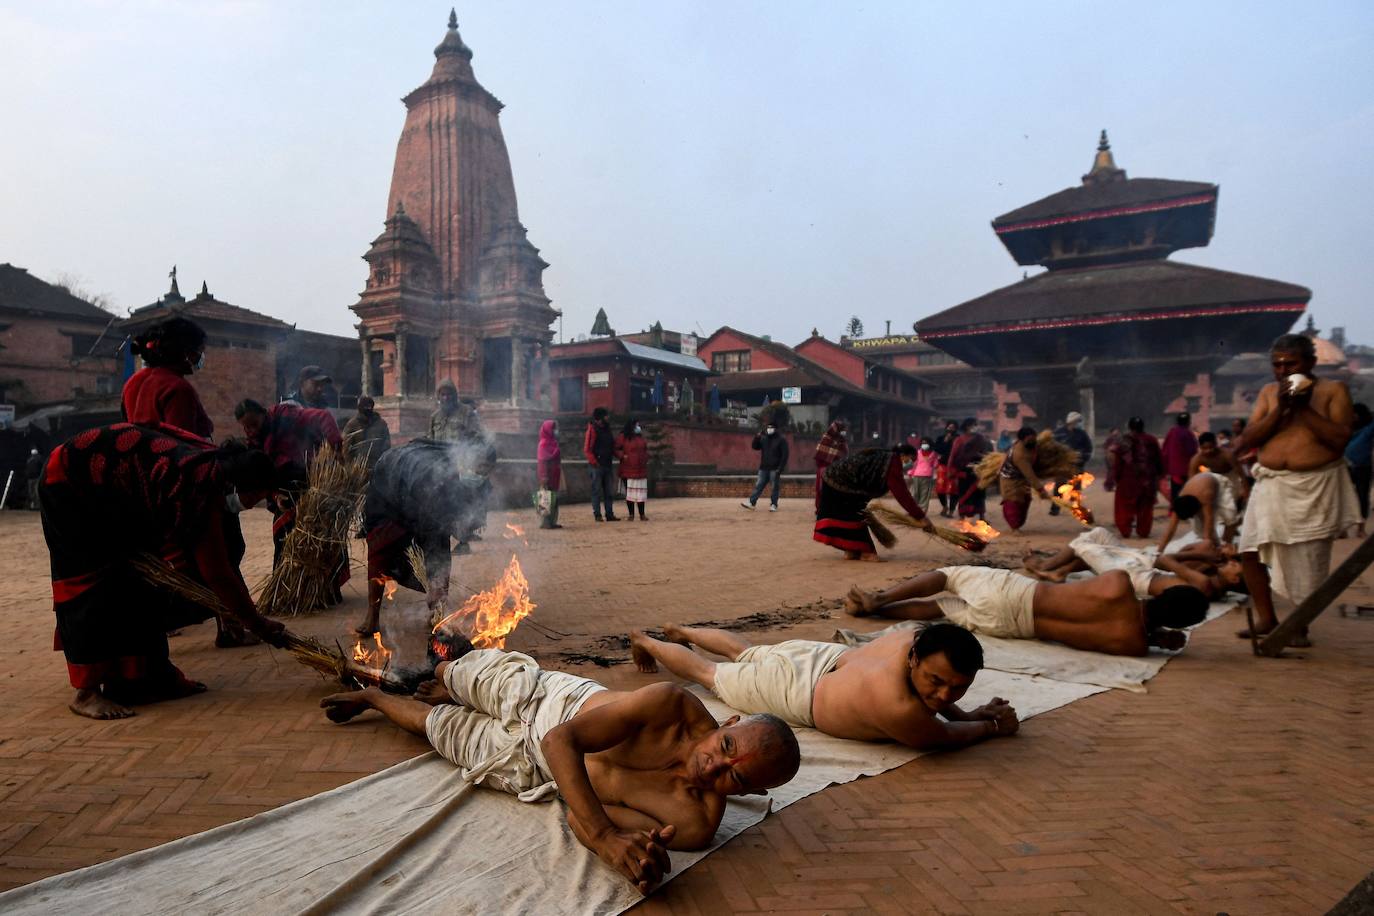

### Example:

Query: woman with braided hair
xmin=814 ymin=444 xmax=934 ymax=560
xmin=122 ymin=315 xmax=214 ymax=440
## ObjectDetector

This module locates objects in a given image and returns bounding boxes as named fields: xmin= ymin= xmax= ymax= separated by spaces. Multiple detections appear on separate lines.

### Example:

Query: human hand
xmin=596 ymin=825 xmax=676 ymax=894
xmin=917 ymin=517 xmax=936 ymax=533
xmin=986 ymin=702 xmax=1019 ymax=736
xmin=247 ymin=613 xmax=287 ymax=647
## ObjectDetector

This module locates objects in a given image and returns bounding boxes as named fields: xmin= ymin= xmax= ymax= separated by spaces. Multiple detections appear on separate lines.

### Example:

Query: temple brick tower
xmin=352 ymin=10 xmax=557 ymax=437
xmin=915 ymin=132 xmax=1311 ymax=434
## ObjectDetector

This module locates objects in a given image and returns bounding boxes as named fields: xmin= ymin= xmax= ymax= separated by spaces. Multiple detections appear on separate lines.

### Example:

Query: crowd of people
xmin=25 ymin=315 xmax=1374 ymax=892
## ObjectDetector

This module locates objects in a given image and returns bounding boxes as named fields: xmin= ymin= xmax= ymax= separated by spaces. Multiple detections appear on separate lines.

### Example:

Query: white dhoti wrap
xmin=425 ymin=649 xmax=606 ymax=802
xmin=1238 ymin=461 xmax=1361 ymax=604
xmin=1192 ymin=472 xmax=1241 ymax=539
xmin=711 ymin=640 xmax=848 ymax=728
xmin=1069 ymin=527 xmax=1162 ymax=599
xmin=935 ymin=566 xmax=1038 ymax=639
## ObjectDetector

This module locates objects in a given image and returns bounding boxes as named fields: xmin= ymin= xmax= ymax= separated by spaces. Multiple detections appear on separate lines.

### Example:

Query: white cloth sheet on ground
xmin=0 ymin=674 xmax=1101 ymax=916
xmin=837 ymin=597 xmax=1237 ymax=694
xmin=1238 ymin=460 xmax=1360 ymax=604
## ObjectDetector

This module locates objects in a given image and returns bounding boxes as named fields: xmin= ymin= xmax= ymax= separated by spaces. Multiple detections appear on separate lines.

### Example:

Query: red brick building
xmin=352 ymin=13 xmax=557 ymax=438
xmin=697 ymin=326 xmax=936 ymax=440
xmin=0 ymin=264 xmax=122 ymax=413
xmin=548 ymin=336 xmax=709 ymax=417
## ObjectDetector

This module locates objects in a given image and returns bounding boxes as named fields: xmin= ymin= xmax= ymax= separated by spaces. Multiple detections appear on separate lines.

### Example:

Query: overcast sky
xmin=3 ymin=1 xmax=1371 ymax=347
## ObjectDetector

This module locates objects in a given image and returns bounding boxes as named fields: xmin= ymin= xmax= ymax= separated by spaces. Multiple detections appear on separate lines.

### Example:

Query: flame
xmin=956 ymin=518 xmax=1001 ymax=541
xmin=383 ymin=578 xmax=397 ymax=601
xmin=431 ymin=554 xmax=535 ymax=650
xmin=1050 ymin=472 xmax=1096 ymax=527
xmin=1198 ymin=465 xmax=1210 ymax=474
xmin=504 ymin=523 xmax=525 ymax=538
xmin=350 ymin=630 xmax=394 ymax=668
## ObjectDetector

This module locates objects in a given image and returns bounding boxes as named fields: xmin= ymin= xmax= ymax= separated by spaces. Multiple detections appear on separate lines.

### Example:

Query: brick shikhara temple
xmin=915 ymin=132 xmax=1312 ymax=433
xmin=351 ymin=11 xmax=557 ymax=436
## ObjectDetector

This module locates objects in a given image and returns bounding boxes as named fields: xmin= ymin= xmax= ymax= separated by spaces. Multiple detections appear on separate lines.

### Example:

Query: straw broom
xmin=866 ymin=504 xmax=989 ymax=553
xmin=975 ymin=430 xmax=1081 ymax=489
xmin=255 ymin=448 xmax=369 ymax=618
xmin=131 ymin=554 xmax=364 ymax=686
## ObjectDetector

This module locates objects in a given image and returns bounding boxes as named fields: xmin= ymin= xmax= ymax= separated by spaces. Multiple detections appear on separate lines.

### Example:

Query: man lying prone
xmin=321 ymin=647 xmax=800 ymax=893
xmin=630 ymin=622 xmax=1020 ymax=751
xmin=846 ymin=564 xmax=1210 ymax=655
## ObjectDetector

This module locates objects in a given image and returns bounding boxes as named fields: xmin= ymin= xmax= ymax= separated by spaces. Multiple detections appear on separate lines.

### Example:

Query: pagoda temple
xmin=351 ymin=11 xmax=557 ymax=436
xmin=915 ymin=132 xmax=1311 ymax=433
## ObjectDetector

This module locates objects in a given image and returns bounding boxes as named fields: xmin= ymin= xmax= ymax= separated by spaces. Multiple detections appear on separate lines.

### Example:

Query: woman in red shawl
xmin=815 ymin=444 xmax=933 ymax=559
xmin=812 ymin=420 xmax=848 ymax=509
xmin=1108 ymin=416 xmax=1163 ymax=538
xmin=39 ymin=423 xmax=284 ymax=720
xmin=121 ymin=316 xmax=214 ymax=440
xmin=536 ymin=419 xmax=563 ymax=529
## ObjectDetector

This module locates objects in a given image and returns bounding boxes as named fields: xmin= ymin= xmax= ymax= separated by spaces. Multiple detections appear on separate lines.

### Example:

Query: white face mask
xmin=839 ymin=430 xmax=847 ymax=438
xmin=765 ymin=427 xmax=776 ymax=435
xmin=633 ymin=425 xmax=641 ymax=434
xmin=920 ymin=444 xmax=931 ymax=451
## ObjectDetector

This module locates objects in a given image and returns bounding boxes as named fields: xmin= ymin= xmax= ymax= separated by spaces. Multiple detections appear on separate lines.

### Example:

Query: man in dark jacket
xmin=25 ymin=448 xmax=44 ymax=510
xmin=742 ymin=420 xmax=790 ymax=512
xmin=583 ymin=407 xmax=618 ymax=521
xmin=341 ymin=397 xmax=392 ymax=472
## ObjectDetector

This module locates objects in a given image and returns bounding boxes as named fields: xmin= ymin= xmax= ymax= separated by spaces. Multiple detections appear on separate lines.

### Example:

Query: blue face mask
xmin=633 ymin=425 xmax=642 ymax=434
xmin=193 ymin=353 xmax=205 ymax=371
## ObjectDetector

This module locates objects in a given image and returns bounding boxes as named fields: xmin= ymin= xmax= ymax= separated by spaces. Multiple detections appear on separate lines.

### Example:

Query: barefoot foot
xmin=628 ymin=631 xmax=660 ymax=674
xmin=320 ymin=689 xmax=375 ymax=723
xmin=69 ymin=688 xmax=135 ymax=720
xmin=859 ymin=552 xmax=884 ymax=562
xmin=844 ymin=585 xmax=880 ymax=617
xmin=661 ymin=623 xmax=691 ymax=645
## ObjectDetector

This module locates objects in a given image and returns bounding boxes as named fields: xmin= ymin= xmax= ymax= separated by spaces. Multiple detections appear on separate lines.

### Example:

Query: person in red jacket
xmin=121 ymin=316 xmax=214 ymax=440
xmin=615 ymin=419 xmax=651 ymax=520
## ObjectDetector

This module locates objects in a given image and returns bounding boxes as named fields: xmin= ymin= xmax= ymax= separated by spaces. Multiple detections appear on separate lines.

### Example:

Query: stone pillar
xmin=394 ymin=323 xmax=408 ymax=396
xmin=509 ymin=337 xmax=525 ymax=405
xmin=360 ymin=334 xmax=373 ymax=396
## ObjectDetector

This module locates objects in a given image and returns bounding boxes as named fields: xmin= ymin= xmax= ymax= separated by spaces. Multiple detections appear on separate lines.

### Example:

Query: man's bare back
xmin=812 ymin=631 xmax=943 ymax=742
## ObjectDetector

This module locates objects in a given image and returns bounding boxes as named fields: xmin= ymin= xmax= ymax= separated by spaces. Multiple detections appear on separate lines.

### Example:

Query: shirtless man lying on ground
xmin=1024 ymin=526 xmax=1244 ymax=600
xmin=630 ymin=623 xmax=1019 ymax=751
xmin=321 ymin=647 xmax=800 ymax=893
xmin=846 ymin=565 xmax=1210 ymax=655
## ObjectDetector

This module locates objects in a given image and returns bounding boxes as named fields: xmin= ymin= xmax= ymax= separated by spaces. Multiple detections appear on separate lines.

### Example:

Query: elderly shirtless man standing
xmin=1236 ymin=333 xmax=1360 ymax=641
xmin=630 ymin=623 xmax=1020 ymax=750
xmin=321 ymin=648 xmax=800 ymax=893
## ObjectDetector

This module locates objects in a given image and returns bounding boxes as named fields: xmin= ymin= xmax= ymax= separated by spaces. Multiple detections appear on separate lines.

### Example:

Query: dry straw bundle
xmin=974 ymin=430 xmax=1081 ymax=489
xmin=255 ymin=448 xmax=369 ymax=618
xmin=866 ymin=503 xmax=989 ymax=553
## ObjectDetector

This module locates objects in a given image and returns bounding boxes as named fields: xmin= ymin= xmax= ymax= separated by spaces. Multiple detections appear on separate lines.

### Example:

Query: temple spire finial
xmin=448 ymin=8 xmax=458 ymax=30
xmin=1083 ymin=128 xmax=1125 ymax=185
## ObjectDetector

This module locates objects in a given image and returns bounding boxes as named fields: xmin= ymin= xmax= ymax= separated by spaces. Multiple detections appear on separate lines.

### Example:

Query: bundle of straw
xmin=255 ymin=448 xmax=370 ymax=617
xmin=857 ymin=507 xmax=898 ymax=549
xmin=406 ymin=543 xmax=430 ymax=594
xmin=975 ymin=430 xmax=1082 ymax=489
xmin=867 ymin=504 xmax=989 ymax=553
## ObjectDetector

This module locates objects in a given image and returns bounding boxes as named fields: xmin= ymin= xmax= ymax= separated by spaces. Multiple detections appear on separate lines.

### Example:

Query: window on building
xmin=557 ymin=376 xmax=584 ymax=413
xmin=69 ymin=333 xmax=120 ymax=359
xmin=630 ymin=378 xmax=654 ymax=412
xmin=711 ymin=349 xmax=751 ymax=373
xmin=95 ymin=376 xmax=114 ymax=395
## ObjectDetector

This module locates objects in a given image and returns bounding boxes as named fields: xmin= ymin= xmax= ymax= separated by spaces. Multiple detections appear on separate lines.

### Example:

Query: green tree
xmin=845 ymin=316 xmax=864 ymax=338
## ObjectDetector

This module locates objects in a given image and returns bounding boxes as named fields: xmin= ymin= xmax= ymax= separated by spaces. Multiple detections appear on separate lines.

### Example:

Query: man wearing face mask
xmin=742 ymin=420 xmax=790 ymax=512
xmin=122 ymin=316 xmax=214 ymax=440
xmin=341 ymin=396 xmax=391 ymax=472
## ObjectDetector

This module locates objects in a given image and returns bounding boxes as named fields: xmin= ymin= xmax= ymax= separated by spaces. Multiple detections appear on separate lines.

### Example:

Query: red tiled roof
xmin=123 ymin=291 xmax=292 ymax=332
xmin=0 ymin=264 xmax=115 ymax=322
xmin=993 ymin=178 xmax=1217 ymax=228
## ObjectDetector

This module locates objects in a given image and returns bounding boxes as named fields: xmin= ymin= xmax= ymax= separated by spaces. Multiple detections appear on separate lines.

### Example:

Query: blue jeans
xmin=589 ymin=466 xmax=616 ymax=518
xmin=749 ymin=469 xmax=781 ymax=507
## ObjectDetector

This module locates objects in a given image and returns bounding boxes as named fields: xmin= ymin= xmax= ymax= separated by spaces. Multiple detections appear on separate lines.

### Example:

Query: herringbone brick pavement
xmin=1 ymin=495 xmax=1371 ymax=913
